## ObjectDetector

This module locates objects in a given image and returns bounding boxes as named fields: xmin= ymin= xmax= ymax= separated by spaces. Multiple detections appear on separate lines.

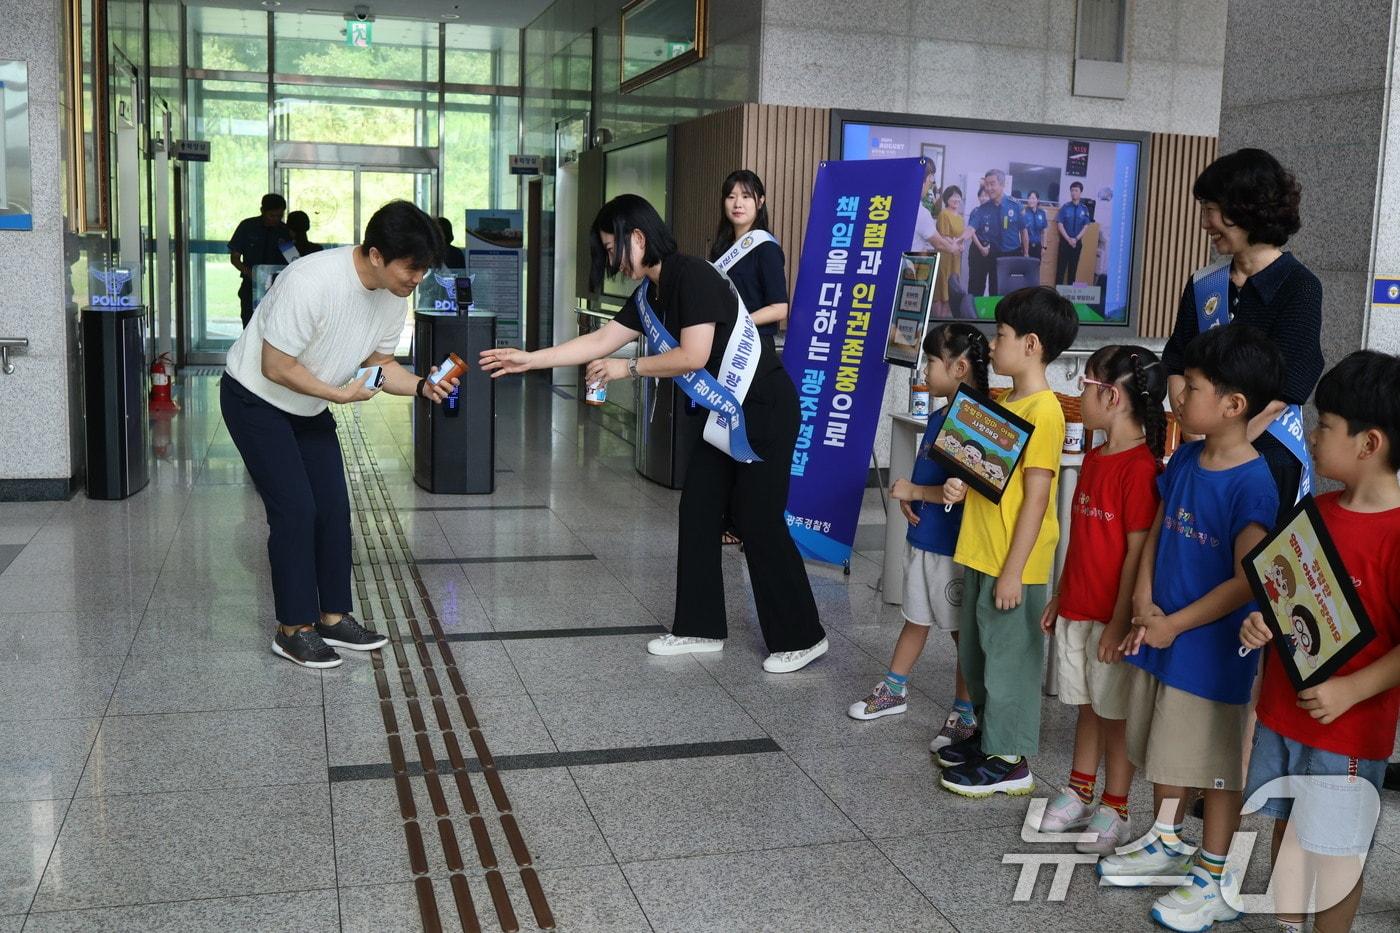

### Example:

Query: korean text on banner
xmin=782 ymin=157 xmax=928 ymax=565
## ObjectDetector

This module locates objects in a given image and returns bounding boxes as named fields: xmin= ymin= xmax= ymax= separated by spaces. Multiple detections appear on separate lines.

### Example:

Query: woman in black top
xmin=1163 ymin=149 xmax=1324 ymax=514
xmin=709 ymin=170 xmax=790 ymax=358
xmin=480 ymin=195 xmax=828 ymax=672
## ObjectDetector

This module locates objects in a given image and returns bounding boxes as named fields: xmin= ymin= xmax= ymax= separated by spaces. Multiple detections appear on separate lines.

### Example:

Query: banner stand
xmin=782 ymin=157 xmax=929 ymax=567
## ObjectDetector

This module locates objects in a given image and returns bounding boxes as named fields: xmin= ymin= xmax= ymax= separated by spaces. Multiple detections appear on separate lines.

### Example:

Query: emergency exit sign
xmin=345 ymin=20 xmax=372 ymax=47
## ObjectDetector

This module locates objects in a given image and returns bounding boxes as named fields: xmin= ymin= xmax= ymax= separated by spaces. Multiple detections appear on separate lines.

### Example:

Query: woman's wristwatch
xmin=627 ymin=357 xmax=639 ymax=378
xmin=416 ymin=377 xmax=427 ymax=398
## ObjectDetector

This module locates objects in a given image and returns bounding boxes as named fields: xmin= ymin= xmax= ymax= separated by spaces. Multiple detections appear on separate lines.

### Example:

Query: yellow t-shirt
xmin=954 ymin=389 xmax=1066 ymax=583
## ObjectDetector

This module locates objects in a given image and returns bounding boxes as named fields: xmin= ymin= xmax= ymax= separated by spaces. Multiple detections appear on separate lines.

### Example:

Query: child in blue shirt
xmin=848 ymin=324 xmax=991 ymax=752
xmin=1101 ymin=325 xmax=1284 ymax=932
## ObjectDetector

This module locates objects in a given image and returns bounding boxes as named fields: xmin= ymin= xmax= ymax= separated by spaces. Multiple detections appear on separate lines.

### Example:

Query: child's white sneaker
xmin=1036 ymin=789 xmax=1096 ymax=832
xmin=1076 ymin=805 xmax=1132 ymax=855
xmin=1149 ymin=866 xmax=1240 ymax=932
xmin=847 ymin=680 xmax=908 ymax=720
xmin=1096 ymin=830 xmax=1195 ymax=886
xmin=646 ymin=633 xmax=724 ymax=656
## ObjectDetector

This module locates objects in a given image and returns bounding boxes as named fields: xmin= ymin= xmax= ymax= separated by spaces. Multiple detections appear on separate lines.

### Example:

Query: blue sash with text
xmin=635 ymin=284 xmax=762 ymax=463
xmin=1192 ymin=260 xmax=1313 ymax=501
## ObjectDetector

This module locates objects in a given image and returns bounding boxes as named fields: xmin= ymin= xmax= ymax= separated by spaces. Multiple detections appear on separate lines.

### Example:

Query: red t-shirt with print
xmin=1058 ymin=443 xmax=1161 ymax=623
xmin=1257 ymin=492 xmax=1400 ymax=761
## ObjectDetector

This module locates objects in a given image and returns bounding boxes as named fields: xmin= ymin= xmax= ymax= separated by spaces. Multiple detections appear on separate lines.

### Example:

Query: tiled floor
xmin=1 ymin=373 xmax=1398 ymax=932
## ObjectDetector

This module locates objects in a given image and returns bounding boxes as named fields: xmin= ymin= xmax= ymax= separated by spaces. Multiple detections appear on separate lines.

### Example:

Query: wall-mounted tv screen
xmin=837 ymin=113 xmax=1146 ymax=330
xmin=601 ymin=131 xmax=671 ymax=302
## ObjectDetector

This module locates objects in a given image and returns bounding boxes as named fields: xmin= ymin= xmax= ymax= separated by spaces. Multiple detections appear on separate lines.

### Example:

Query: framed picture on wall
xmin=620 ymin=0 xmax=708 ymax=93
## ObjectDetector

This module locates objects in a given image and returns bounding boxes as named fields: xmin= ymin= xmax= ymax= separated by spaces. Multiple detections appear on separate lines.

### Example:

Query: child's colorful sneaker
xmin=847 ymin=680 xmax=908 ymax=720
xmin=933 ymin=730 xmax=982 ymax=769
xmin=1076 ymin=804 xmax=1133 ymax=855
xmin=1149 ymin=866 xmax=1240 ymax=932
xmin=1036 ymin=788 xmax=1096 ymax=832
xmin=1096 ymin=831 xmax=1195 ymax=887
xmin=929 ymin=711 xmax=977 ymax=752
xmin=939 ymin=755 xmax=1035 ymax=798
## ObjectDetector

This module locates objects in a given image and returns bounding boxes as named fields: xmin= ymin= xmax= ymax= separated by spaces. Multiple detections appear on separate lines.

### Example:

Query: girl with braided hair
xmin=848 ymin=323 xmax=993 ymax=754
xmin=1034 ymin=345 xmax=1167 ymax=853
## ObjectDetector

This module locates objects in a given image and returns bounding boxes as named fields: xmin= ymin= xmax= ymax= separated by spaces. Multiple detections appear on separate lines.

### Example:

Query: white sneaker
xmin=1149 ymin=866 xmax=1240 ymax=932
xmin=763 ymin=638 xmax=829 ymax=673
xmin=847 ymin=680 xmax=908 ymax=720
xmin=1076 ymin=804 xmax=1133 ymax=855
xmin=1097 ymin=830 xmax=1196 ymax=887
xmin=1037 ymin=789 xmax=1096 ymax=832
xmin=646 ymin=633 xmax=724 ymax=656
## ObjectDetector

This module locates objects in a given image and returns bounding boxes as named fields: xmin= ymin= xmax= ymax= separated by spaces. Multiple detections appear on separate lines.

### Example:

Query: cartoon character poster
xmin=1244 ymin=497 xmax=1375 ymax=691
xmin=929 ymin=383 xmax=1035 ymax=504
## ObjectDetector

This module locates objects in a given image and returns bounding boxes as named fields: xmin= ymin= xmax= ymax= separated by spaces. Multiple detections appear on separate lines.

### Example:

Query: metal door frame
xmin=274 ymin=142 xmax=438 ymax=239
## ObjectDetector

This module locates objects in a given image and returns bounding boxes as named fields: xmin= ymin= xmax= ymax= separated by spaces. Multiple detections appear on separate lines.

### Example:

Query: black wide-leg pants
xmin=220 ymin=375 xmax=353 ymax=628
xmin=672 ymin=368 xmax=826 ymax=653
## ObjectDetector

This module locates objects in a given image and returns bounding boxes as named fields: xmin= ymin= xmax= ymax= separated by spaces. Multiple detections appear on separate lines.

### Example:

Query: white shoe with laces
xmin=646 ymin=633 xmax=725 ymax=656
xmin=763 ymin=638 xmax=829 ymax=673
xmin=1097 ymin=830 xmax=1196 ymax=886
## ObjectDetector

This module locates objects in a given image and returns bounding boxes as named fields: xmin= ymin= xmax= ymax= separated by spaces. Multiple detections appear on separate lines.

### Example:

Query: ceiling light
xmin=260 ymin=0 xmax=281 ymax=8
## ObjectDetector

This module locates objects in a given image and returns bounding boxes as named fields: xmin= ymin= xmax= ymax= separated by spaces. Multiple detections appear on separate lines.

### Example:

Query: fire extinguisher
xmin=149 ymin=351 xmax=181 ymax=413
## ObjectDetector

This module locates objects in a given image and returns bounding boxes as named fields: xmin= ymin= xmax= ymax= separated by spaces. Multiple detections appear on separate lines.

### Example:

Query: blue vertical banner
xmin=783 ymin=158 xmax=928 ymax=565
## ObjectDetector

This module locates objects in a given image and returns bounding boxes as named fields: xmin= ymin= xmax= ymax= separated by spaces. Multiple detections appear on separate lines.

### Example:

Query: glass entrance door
xmin=280 ymin=166 xmax=357 ymax=247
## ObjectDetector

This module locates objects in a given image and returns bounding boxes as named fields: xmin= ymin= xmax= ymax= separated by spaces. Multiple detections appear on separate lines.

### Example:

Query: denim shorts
xmin=1243 ymin=723 xmax=1386 ymax=856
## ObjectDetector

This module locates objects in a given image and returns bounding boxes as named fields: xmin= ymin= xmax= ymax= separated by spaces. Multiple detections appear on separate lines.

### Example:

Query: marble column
xmin=0 ymin=0 xmax=74 ymax=499
xmin=1218 ymin=0 xmax=1399 ymax=363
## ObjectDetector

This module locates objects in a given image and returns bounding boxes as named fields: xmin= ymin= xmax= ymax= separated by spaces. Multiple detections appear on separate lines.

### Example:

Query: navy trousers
xmin=220 ymin=375 xmax=352 ymax=627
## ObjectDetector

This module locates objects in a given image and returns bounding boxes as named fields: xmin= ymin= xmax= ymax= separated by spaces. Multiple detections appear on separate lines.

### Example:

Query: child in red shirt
xmin=1240 ymin=350 xmax=1400 ymax=933
xmin=1036 ymin=346 xmax=1166 ymax=854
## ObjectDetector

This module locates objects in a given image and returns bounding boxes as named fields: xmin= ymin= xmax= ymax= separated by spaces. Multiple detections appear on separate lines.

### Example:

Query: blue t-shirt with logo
xmin=1125 ymin=441 xmax=1278 ymax=704
xmin=906 ymin=406 xmax=963 ymax=556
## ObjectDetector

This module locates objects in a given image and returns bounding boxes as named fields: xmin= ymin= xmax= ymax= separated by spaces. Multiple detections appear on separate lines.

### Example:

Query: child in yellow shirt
xmin=938 ymin=286 xmax=1078 ymax=797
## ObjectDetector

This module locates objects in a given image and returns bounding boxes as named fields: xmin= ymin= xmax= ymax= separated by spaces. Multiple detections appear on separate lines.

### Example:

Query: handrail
xmin=0 ymin=336 xmax=28 ymax=375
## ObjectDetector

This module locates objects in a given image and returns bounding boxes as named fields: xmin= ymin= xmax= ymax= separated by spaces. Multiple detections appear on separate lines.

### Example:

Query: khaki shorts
xmin=1054 ymin=617 xmax=1131 ymax=719
xmin=902 ymin=547 xmax=962 ymax=631
xmin=1126 ymin=664 xmax=1248 ymax=791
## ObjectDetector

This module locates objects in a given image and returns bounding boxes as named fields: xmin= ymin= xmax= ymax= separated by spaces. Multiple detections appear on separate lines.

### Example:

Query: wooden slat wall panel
xmin=741 ymin=103 xmax=829 ymax=297
xmin=666 ymin=103 xmax=829 ymax=292
xmin=671 ymin=106 xmax=745 ymax=259
xmin=1139 ymin=132 xmax=1218 ymax=338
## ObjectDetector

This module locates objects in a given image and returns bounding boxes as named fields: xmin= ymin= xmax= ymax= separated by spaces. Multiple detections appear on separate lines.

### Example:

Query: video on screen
xmin=842 ymin=121 xmax=1140 ymax=325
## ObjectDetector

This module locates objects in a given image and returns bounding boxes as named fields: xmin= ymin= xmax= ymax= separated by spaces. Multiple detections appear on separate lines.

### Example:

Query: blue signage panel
xmin=782 ymin=157 xmax=927 ymax=565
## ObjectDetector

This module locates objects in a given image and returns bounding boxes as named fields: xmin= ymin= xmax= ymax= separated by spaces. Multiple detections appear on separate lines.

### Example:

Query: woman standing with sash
xmin=711 ymin=170 xmax=787 ymax=546
xmin=480 ymin=195 xmax=829 ymax=673
xmin=1162 ymin=148 xmax=1324 ymax=517
xmin=709 ymin=170 xmax=789 ymax=358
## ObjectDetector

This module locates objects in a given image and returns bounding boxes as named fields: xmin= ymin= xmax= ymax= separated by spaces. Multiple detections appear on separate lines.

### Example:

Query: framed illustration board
xmin=884 ymin=252 xmax=939 ymax=367
xmin=1243 ymin=496 xmax=1375 ymax=691
xmin=928 ymin=383 xmax=1034 ymax=504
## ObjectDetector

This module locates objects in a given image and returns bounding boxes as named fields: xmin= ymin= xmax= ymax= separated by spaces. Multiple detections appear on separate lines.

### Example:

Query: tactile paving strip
xmin=339 ymin=411 xmax=555 ymax=933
